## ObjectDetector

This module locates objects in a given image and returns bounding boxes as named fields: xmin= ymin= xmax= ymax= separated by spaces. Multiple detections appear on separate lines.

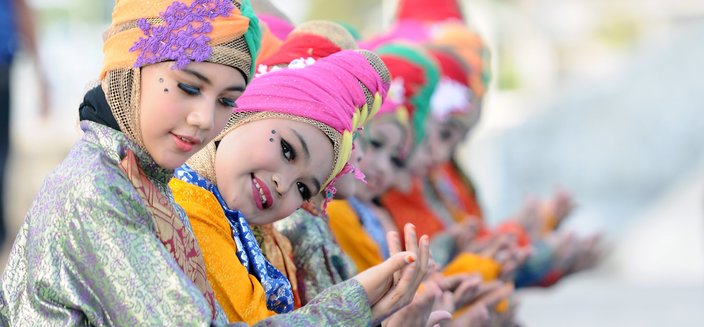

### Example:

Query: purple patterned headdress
xmin=129 ymin=0 xmax=234 ymax=69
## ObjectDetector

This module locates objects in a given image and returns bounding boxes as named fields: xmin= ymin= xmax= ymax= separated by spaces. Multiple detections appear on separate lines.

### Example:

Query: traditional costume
xmin=251 ymin=21 xmax=359 ymax=308
xmin=171 ymin=49 xmax=389 ymax=324
xmin=0 ymin=0 xmax=259 ymax=324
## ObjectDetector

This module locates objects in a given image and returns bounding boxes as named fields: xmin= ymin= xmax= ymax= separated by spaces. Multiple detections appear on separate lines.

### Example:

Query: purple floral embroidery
xmin=130 ymin=0 xmax=234 ymax=69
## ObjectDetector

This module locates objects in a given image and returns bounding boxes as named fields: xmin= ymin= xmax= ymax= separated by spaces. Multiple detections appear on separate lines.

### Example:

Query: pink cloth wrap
xmin=234 ymin=50 xmax=389 ymax=201
xmin=236 ymin=51 xmax=386 ymax=138
xmin=258 ymin=14 xmax=294 ymax=41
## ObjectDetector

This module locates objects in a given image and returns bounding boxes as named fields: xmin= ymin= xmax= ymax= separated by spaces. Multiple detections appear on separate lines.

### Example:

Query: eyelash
xmin=369 ymin=139 xmax=383 ymax=149
xmin=281 ymin=139 xmax=312 ymax=200
xmin=297 ymin=182 xmax=312 ymax=201
xmin=177 ymin=82 xmax=237 ymax=108
xmin=391 ymin=156 xmax=406 ymax=168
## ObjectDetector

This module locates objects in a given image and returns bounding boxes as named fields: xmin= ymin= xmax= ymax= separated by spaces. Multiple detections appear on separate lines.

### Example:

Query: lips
xmin=251 ymin=174 xmax=274 ymax=210
xmin=170 ymin=133 xmax=202 ymax=153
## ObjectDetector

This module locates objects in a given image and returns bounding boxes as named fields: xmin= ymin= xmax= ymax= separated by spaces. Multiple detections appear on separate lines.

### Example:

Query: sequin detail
xmin=130 ymin=0 xmax=235 ymax=69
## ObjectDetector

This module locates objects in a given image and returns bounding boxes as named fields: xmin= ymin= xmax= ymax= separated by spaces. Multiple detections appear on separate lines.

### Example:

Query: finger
xmin=413 ymin=235 xmax=430 ymax=287
xmin=387 ymin=231 xmax=403 ymax=284
xmin=387 ymin=231 xmax=402 ymax=256
xmin=426 ymin=311 xmax=452 ymax=327
xmin=404 ymin=224 xmax=419 ymax=257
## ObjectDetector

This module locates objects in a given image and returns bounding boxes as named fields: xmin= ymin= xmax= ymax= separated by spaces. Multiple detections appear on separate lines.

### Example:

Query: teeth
xmin=178 ymin=136 xmax=192 ymax=144
xmin=253 ymin=179 xmax=268 ymax=206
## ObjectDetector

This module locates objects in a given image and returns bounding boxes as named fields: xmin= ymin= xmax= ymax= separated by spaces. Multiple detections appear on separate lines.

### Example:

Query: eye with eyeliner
xmin=219 ymin=97 xmax=237 ymax=107
xmin=281 ymin=139 xmax=296 ymax=161
xmin=178 ymin=82 xmax=200 ymax=96
xmin=280 ymin=139 xmax=313 ymax=200
xmin=391 ymin=156 xmax=406 ymax=168
xmin=297 ymin=182 xmax=312 ymax=200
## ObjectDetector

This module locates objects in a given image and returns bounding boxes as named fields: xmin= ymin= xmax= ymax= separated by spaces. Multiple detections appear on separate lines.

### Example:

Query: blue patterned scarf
xmin=175 ymin=165 xmax=294 ymax=313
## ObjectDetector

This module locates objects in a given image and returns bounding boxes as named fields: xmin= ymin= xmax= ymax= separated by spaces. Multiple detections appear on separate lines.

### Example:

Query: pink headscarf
xmin=235 ymin=50 xmax=389 ymax=199
xmin=258 ymin=14 xmax=294 ymax=40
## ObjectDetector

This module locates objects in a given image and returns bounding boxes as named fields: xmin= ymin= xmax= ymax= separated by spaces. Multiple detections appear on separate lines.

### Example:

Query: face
xmin=356 ymin=118 xmax=407 ymax=202
xmin=215 ymin=118 xmax=334 ymax=225
xmin=140 ymin=61 xmax=246 ymax=169
xmin=425 ymin=117 xmax=467 ymax=169
xmin=332 ymin=136 xmax=365 ymax=199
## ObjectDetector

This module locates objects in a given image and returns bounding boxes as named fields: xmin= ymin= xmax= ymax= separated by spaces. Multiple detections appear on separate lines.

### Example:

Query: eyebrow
xmin=289 ymin=128 xmax=321 ymax=194
xmin=291 ymin=128 xmax=311 ymax=162
xmin=183 ymin=69 xmax=245 ymax=92
xmin=183 ymin=69 xmax=211 ymax=85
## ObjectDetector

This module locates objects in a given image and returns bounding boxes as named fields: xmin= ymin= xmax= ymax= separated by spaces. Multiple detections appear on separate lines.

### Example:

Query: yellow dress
xmin=327 ymin=199 xmax=384 ymax=272
xmin=170 ymin=178 xmax=276 ymax=324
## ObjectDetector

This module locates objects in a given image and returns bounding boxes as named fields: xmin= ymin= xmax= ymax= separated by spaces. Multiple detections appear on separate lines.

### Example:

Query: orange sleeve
xmin=170 ymin=179 xmax=276 ymax=325
xmin=327 ymin=200 xmax=384 ymax=272
xmin=381 ymin=178 xmax=447 ymax=240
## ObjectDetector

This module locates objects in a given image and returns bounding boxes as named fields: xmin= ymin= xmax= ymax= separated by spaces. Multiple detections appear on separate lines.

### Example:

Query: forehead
xmin=259 ymin=118 xmax=333 ymax=161
xmin=369 ymin=120 xmax=404 ymax=148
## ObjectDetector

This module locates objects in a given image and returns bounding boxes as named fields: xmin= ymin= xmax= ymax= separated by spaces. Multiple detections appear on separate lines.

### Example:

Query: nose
xmin=271 ymin=173 xmax=293 ymax=196
xmin=186 ymin=100 xmax=216 ymax=131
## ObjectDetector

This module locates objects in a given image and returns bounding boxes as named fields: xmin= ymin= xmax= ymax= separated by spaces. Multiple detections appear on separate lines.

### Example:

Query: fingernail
xmin=406 ymin=255 xmax=416 ymax=263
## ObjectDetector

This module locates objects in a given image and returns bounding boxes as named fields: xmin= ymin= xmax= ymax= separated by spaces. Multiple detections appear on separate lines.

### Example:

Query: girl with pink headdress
xmin=170 ymin=49 xmax=433 ymax=325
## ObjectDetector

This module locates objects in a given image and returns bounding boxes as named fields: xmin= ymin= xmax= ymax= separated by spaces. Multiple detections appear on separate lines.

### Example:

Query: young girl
xmin=170 ymin=49 xmax=431 ymax=325
xmin=249 ymin=19 xmax=360 ymax=309
xmin=1 ymin=0 xmax=260 ymax=324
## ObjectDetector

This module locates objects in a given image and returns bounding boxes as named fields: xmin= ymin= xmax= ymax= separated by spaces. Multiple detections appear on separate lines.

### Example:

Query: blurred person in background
xmin=0 ymin=0 xmax=50 ymax=247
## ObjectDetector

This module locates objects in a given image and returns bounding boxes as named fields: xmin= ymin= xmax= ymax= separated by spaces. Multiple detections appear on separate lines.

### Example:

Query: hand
xmin=383 ymin=280 xmax=452 ymax=327
xmin=449 ymin=303 xmax=489 ymax=327
xmin=472 ymin=281 xmax=514 ymax=309
xmin=451 ymin=218 xmax=480 ymax=251
xmin=432 ymin=273 xmax=483 ymax=309
xmin=548 ymin=188 xmax=576 ymax=228
xmin=354 ymin=224 xmax=431 ymax=324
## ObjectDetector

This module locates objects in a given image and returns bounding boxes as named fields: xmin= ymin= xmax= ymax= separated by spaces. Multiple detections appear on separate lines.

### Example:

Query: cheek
xmin=277 ymin=196 xmax=303 ymax=219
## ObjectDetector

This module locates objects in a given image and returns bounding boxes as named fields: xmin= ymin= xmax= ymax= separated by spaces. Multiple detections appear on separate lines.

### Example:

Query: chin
xmin=154 ymin=155 xmax=187 ymax=170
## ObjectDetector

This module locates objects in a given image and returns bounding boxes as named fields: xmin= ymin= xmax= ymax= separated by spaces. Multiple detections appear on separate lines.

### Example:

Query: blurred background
xmin=2 ymin=0 xmax=704 ymax=325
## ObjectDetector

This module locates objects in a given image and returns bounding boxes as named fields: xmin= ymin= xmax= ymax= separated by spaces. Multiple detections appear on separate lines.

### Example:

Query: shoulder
xmin=28 ymin=140 xmax=149 ymax=226
xmin=169 ymin=178 xmax=231 ymax=235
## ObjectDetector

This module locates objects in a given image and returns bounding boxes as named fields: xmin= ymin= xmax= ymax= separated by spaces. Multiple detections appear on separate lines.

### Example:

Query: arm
xmin=59 ymin=186 xmax=216 ymax=325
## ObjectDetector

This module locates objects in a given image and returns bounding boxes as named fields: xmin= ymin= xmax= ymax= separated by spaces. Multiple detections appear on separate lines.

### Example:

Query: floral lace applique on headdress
xmin=130 ymin=0 xmax=234 ymax=69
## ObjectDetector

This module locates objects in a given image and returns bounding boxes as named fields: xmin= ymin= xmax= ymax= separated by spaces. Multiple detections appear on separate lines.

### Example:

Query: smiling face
xmin=215 ymin=118 xmax=334 ymax=225
xmin=139 ymin=61 xmax=246 ymax=170
xmin=355 ymin=118 xmax=407 ymax=202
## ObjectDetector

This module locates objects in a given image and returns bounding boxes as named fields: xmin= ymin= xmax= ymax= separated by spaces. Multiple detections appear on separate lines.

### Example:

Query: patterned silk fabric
xmin=0 ymin=121 xmax=227 ymax=325
xmin=174 ymin=165 xmax=295 ymax=314
xmin=119 ymin=149 xmax=217 ymax=317
xmin=0 ymin=121 xmax=374 ymax=326
xmin=274 ymin=208 xmax=357 ymax=305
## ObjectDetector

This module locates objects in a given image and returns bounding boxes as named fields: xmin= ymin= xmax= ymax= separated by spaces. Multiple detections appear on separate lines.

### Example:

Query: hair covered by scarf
xmin=376 ymin=43 xmax=439 ymax=145
xmin=431 ymin=22 xmax=490 ymax=98
xmin=232 ymin=50 xmax=389 ymax=200
xmin=101 ymin=0 xmax=261 ymax=80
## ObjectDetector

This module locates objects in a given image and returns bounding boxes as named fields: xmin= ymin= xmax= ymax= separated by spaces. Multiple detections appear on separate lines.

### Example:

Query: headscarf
xmin=189 ymin=49 xmax=390 ymax=204
xmin=395 ymin=0 xmax=464 ymax=24
xmin=257 ymin=14 xmax=294 ymax=41
xmin=257 ymin=20 xmax=357 ymax=74
xmin=431 ymin=22 xmax=491 ymax=98
xmin=99 ymin=0 xmax=262 ymax=147
xmin=251 ymin=0 xmax=294 ymax=64
xmin=376 ymin=43 xmax=440 ymax=145
xmin=427 ymin=47 xmax=476 ymax=126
